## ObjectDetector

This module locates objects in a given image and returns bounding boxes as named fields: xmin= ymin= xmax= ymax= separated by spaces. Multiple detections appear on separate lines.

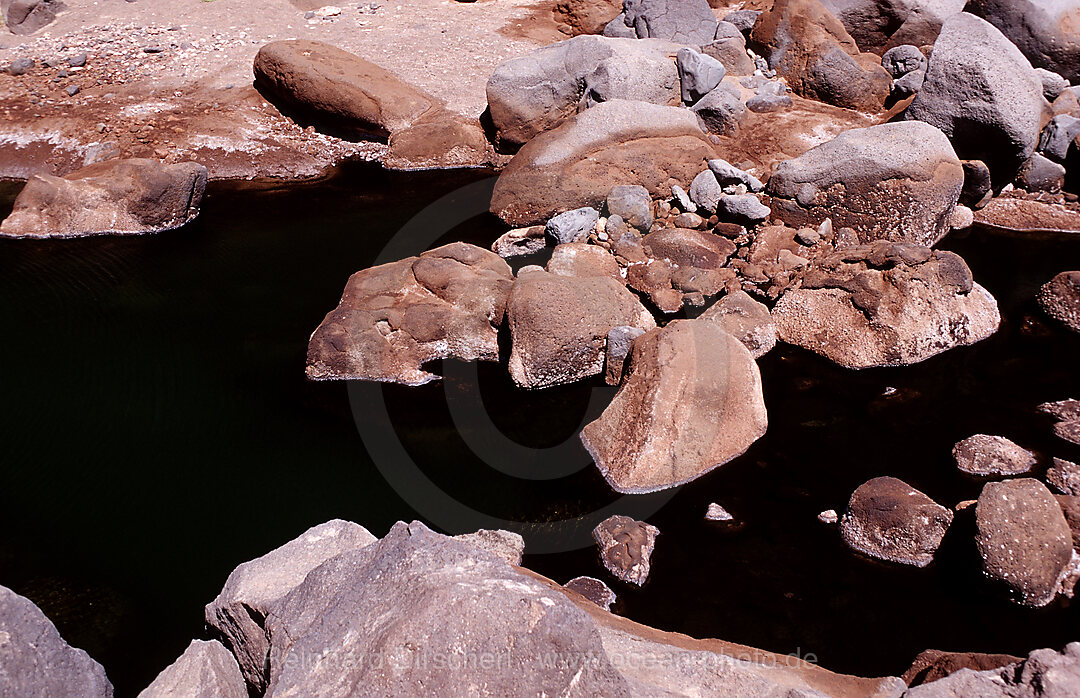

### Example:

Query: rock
xmin=581 ymin=319 xmax=768 ymax=493
xmin=903 ymin=13 xmax=1047 ymax=187
xmin=592 ymin=515 xmax=659 ymax=586
xmin=725 ymin=10 xmax=760 ymax=34
xmin=881 ymin=45 xmax=926 ymax=78
xmin=718 ymin=194 xmax=771 ymax=222
xmin=67 ymin=52 xmax=86 ymax=68
xmin=546 ymin=206 xmax=599 ymax=244
xmin=767 ymin=121 xmax=963 ymax=247
xmin=1037 ymin=271 xmax=1080 ymax=332
xmin=554 ymin=0 xmax=624 ymax=36
xmin=746 ymin=92 xmax=793 ymax=112
xmin=562 ymin=576 xmax=616 ymax=610
xmin=1048 ymin=458 xmax=1080 ymax=496
xmin=975 ymin=478 xmax=1073 ymax=607
xmin=773 ymin=246 xmax=1001 ymax=368
xmin=960 ymin=160 xmax=993 ymax=208
xmin=709 ymin=158 xmax=764 ymax=192
xmin=451 ymin=529 xmax=525 ymax=565
xmin=490 ymin=100 xmax=716 ymax=227
xmin=705 ymin=503 xmax=734 ymax=521
xmin=1057 ymin=495 xmax=1080 ymax=549
xmin=952 ymin=435 xmax=1036 ymax=477
xmin=1037 ymin=114 xmax=1080 ymax=162
xmin=253 ymin=40 xmax=440 ymax=138
xmin=820 ymin=0 xmax=964 ymax=54
xmin=892 ymin=68 xmax=924 ymax=97
xmin=605 ymin=184 xmax=652 ymax=231
xmin=626 ymin=227 xmax=738 ymax=311
xmin=0 ymin=0 xmax=65 ymax=35
xmin=506 ymin=270 xmax=654 ymax=389
xmin=64 ymin=85 xmax=79 ymax=97
xmin=601 ymin=14 xmax=637 ymax=38
xmin=0 ymin=158 xmax=207 ymax=238
xmin=672 ymin=211 xmax=704 ymax=228
xmin=699 ymin=290 xmax=777 ymax=358
xmin=839 ymin=476 xmax=953 ymax=567
xmin=1016 ymin=153 xmax=1066 ymax=193
xmin=546 ymin=242 xmax=622 ymax=281
xmin=492 ymin=225 xmax=547 ymax=258
xmin=137 ymin=640 xmax=246 ymax=698
xmin=383 ymin=113 xmax=494 ymax=170
xmin=1056 ymin=420 xmax=1080 ymax=446
xmin=901 ymin=649 xmax=1023 ymax=688
xmin=677 ymin=47 xmax=726 ymax=104
xmin=671 ymin=183 xmax=694 ymax=212
xmin=486 ymin=36 xmax=682 ymax=148
xmin=749 ymin=0 xmax=892 ymax=112
xmin=975 ymin=196 xmax=1080 ymax=233
xmin=306 ymin=244 xmax=513 ymax=385
xmin=1037 ymin=68 xmax=1070 ymax=102
xmin=966 ymin=0 xmax=1080 ymax=84
xmin=903 ymin=645 xmax=1080 ymax=697
xmin=7 ymin=57 xmax=33 ymax=75
xmin=818 ymin=509 xmax=838 ymax=524
xmin=617 ymin=0 xmax=718 ymax=45
xmin=604 ymin=324 xmax=646 ymax=385
xmin=689 ymin=169 xmax=723 ymax=212
xmin=702 ymin=36 xmax=755 ymax=76
xmin=0 ymin=584 xmax=113 ymax=698
xmin=1040 ymin=399 xmax=1080 ymax=422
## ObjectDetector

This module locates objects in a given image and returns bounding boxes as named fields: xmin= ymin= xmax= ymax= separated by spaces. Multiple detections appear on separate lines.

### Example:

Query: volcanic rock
xmin=592 ymin=515 xmax=659 ymax=586
xmin=839 ymin=476 xmax=953 ymax=567
xmin=699 ymin=290 xmax=777 ymax=358
xmin=952 ymin=435 xmax=1036 ymax=477
xmin=1037 ymin=271 xmax=1080 ymax=332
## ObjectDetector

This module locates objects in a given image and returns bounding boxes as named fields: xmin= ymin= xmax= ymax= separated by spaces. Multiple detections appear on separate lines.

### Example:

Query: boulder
xmin=625 ymin=227 xmax=738 ymax=311
xmin=773 ymin=245 xmax=1001 ymax=368
xmin=901 ymin=649 xmax=1023 ymax=688
xmin=581 ymin=319 xmax=768 ymax=493
xmin=959 ymin=160 xmax=992 ymax=208
xmin=306 ymin=243 xmax=514 ymax=385
xmin=1037 ymin=271 xmax=1080 ymax=332
xmin=0 ymin=158 xmax=207 ymax=238
xmin=253 ymin=40 xmax=441 ymax=138
xmin=1057 ymin=420 xmax=1080 ymax=446
xmin=691 ymin=86 xmax=747 ymax=135
xmin=725 ymin=10 xmax=760 ymax=34
xmin=749 ymin=0 xmax=892 ymax=112
xmin=506 ymin=269 xmax=655 ymax=389
xmin=554 ymin=0 xmax=624 ymax=36
xmin=966 ymin=0 xmax=1080 ymax=84
xmin=383 ymin=113 xmax=495 ymax=170
xmin=1057 ymin=495 xmax=1080 ymax=549
xmin=604 ymin=325 xmax=646 ymax=385
xmin=486 ymin=36 xmax=682 ymax=148
xmin=1037 ymin=68 xmax=1071 ymax=102
xmin=766 ymin=121 xmax=964 ymax=247
xmin=880 ymin=45 xmax=926 ymax=78
xmin=903 ymin=645 xmax=1080 ymax=697
xmin=903 ymin=13 xmax=1048 ymax=187
xmin=606 ymin=184 xmax=652 ymax=231
xmin=137 ymin=640 xmax=246 ymax=698
xmin=204 ymin=520 xmax=378 ymax=691
xmin=1037 ymin=114 xmax=1080 ymax=162
xmin=547 ymin=206 xmax=599 ymax=244
xmin=1016 ymin=153 xmax=1066 ymax=193
xmin=952 ymin=435 xmax=1036 ymax=477
xmin=676 ymin=47 xmax=726 ymax=104
xmin=546 ymin=242 xmax=622 ymax=281
xmin=0 ymin=0 xmax=65 ymax=35
xmin=451 ymin=529 xmax=525 ymax=565
xmin=975 ymin=478 xmax=1073 ymax=607
xmin=689 ymin=169 xmax=723 ymax=212
xmin=592 ymin=515 xmax=659 ymax=586
xmin=839 ymin=476 xmax=953 ymax=567
xmin=490 ymin=100 xmax=716 ymax=227
xmin=491 ymin=225 xmax=547 ymax=258
xmin=1040 ymin=398 xmax=1080 ymax=422
xmin=699 ymin=290 xmax=777 ymax=358
xmin=613 ymin=0 xmax=718 ymax=45
xmin=703 ymin=35 xmax=755 ymax=76
xmin=1048 ymin=458 xmax=1080 ymax=496
xmin=820 ymin=0 xmax=964 ymax=54
xmin=562 ymin=576 xmax=616 ymax=610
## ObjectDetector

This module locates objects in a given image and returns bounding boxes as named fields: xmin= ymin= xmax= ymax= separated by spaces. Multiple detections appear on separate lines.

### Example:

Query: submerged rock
xmin=306 ymin=243 xmax=513 ymax=385
xmin=0 ymin=158 xmax=207 ymax=238
xmin=1037 ymin=271 xmax=1080 ymax=333
xmin=592 ymin=515 xmax=659 ymax=586
xmin=562 ymin=576 xmax=616 ymax=611
xmin=839 ymin=476 xmax=953 ymax=568
xmin=581 ymin=320 xmax=768 ymax=493
xmin=137 ymin=640 xmax=246 ymax=698
xmin=952 ymin=435 xmax=1036 ymax=477
xmin=705 ymin=503 xmax=734 ymax=521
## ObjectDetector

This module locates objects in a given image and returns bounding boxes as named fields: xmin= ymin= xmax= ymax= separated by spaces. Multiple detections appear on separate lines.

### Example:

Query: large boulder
xmin=0 ymin=584 xmax=113 ymax=698
xmin=975 ymin=478 xmax=1073 ymax=607
xmin=592 ymin=515 xmax=659 ymax=586
xmin=0 ymin=158 xmax=207 ymax=238
xmin=903 ymin=13 xmax=1048 ymax=187
xmin=137 ymin=640 xmax=246 ymax=698
xmin=486 ymin=36 xmax=682 ymax=148
xmin=903 ymin=645 xmax=1080 ymax=697
xmin=839 ymin=476 xmax=953 ymax=567
xmin=205 ymin=520 xmax=377 ymax=691
xmin=819 ymin=0 xmax=965 ymax=54
xmin=0 ymin=0 xmax=65 ymax=35
xmin=966 ymin=0 xmax=1080 ymax=84
xmin=699 ymin=290 xmax=778 ymax=358
xmin=952 ymin=434 xmax=1036 ymax=477
xmin=766 ymin=121 xmax=964 ymax=247
xmin=1037 ymin=271 xmax=1080 ymax=333
xmin=748 ymin=0 xmax=893 ymax=112
xmin=306 ymin=243 xmax=513 ymax=385
xmin=580 ymin=319 xmax=768 ymax=493
xmin=773 ymin=244 xmax=1000 ymax=369
xmin=506 ymin=268 xmax=655 ymax=389
xmin=253 ymin=40 xmax=441 ymax=138
xmin=607 ymin=0 xmax=718 ymax=45
xmin=490 ymin=100 xmax=717 ymax=226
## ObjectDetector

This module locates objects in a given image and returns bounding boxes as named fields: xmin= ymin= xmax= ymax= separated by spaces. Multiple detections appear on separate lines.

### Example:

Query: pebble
xmin=143 ymin=46 xmax=164 ymax=54
xmin=796 ymin=228 xmax=821 ymax=246
xmin=65 ymin=85 xmax=80 ymax=96
xmin=7 ymin=57 xmax=34 ymax=75
xmin=705 ymin=503 xmax=734 ymax=521
xmin=68 ymin=52 xmax=87 ymax=67
xmin=817 ymin=509 xmax=838 ymax=524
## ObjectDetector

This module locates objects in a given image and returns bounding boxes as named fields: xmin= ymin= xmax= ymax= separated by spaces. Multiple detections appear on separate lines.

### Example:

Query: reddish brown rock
xmin=306 ymin=243 xmax=513 ymax=385
xmin=592 ymin=515 xmax=659 ymax=586
xmin=1056 ymin=420 xmax=1080 ymax=446
xmin=562 ymin=576 xmax=617 ymax=611
xmin=974 ymin=197 xmax=1080 ymax=234
xmin=383 ymin=113 xmax=498 ymax=170
xmin=1056 ymin=495 xmax=1080 ymax=550
xmin=545 ymin=242 xmax=623 ymax=281
xmin=1048 ymin=458 xmax=1080 ymax=496
xmin=625 ymin=227 xmax=738 ymax=312
xmin=699 ymin=290 xmax=777 ymax=358
xmin=554 ymin=0 xmax=623 ymax=35
xmin=581 ymin=319 xmax=768 ymax=493
xmin=901 ymin=649 xmax=1022 ymax=688
xmin=952 ymin=434 xmax=1036 ymax=477
xmin=1037 ymin=271 xmax=1080 ymax=333
xmin=1039 ymin=399 xmax=1080 ymax=422
xmin=840 ymin=476 xmax=953 ymax=567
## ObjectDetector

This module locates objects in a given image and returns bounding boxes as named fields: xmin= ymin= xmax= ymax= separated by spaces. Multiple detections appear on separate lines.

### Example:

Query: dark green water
xmin=0 ymin=165 xmax=1078 ymax=695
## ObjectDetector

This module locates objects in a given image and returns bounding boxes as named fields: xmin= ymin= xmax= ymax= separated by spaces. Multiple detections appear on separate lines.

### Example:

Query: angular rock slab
xmin=490 ymin=99 xmax=717 ymax=227
xmin=506 ymin=269 xmax=655 ymax=389
xmin=952 ymin=435 xmax=1036 ymax=477
xmin=592 ymin=515 xmax=659 ymax=586
xmin=137 ymin=640 xmax=246 ymax=698
xmin=766 ymin=121 xmax=964 ymax=247
xmin=975 ymin=478 xmax=1073 ymax=607
xmin=839 ymin=476 xmax=953 ymax=567
xmin=581 ymin=319 xmax=768 ymax=493
xmin=306 ymin=243 xmax=514 ymax=385
xmin=0 ymin=158 xmax=207 ymax=238
xmin=205 ymin=520 xmax=377 ymax=691
xmin=0 ymin=584 xmax=113 ymax=698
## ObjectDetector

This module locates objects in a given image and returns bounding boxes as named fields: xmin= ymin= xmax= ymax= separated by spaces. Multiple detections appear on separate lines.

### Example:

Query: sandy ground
xmin=0 ymin=0 xmax=567 ymax=180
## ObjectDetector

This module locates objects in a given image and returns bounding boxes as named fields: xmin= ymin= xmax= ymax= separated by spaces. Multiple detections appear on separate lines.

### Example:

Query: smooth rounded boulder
xmin=966 ymin=0 xmax=1080 ymax=84
xmin=952 ymin=434 xmax=1036 ymax=477
xmin=766 ymin=121 xmax=964 ymax=247
xmin=840 ymin=476 xmax=953 ymax=567
xmin=610 ymin=0 xmax=718 ymax=45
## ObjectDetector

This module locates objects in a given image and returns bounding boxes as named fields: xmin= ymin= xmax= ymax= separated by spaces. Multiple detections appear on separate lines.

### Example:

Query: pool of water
xmin=1 ymin=165 xmax=1078 ymax=695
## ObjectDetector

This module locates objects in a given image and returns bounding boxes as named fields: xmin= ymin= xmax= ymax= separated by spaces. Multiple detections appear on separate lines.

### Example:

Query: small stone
xmin=492 ymin=226 xmax=547 ymax=258
xmin=705 ymin=503 xmax=734 ymax=521
xmin=562 ymin=576 xmax=616 ymax=611
xmin=8 ymin=57 xmax=34 ymax=75
xmin=952 ymin=434 xmax=1036 ymax=477
xmin=746 ymin=93 xmax=791 ymax=112
xmin=143 ymin=46 xmax=165 ymax=54
xmin=606 ymin=185 xmax=652 ymax=232
xmin=688 ymin=169 xmax=722 ymax=212
xmin=949 ymin=204 xmax=974 ymax=229
xmin=592 ymin=515 xmax=659 ymax=586
xmin=708 ymin=158 xmax=763 ymax=192
xmin=315 ymin=5 xmax=343 ymax=17
xmin=672 ymin=212 xmax=704 ymax=228
xmin=64 ymin=85 xmax=79 ymax=96
xmin=893 ymin=69 xmax=925 ymax=98
xmin=68 ymin=52 xmax=87 ymax=68
xmin=304 ymin=10 xmax=315 ymax=18
xmin=718 ymin=194 xmax=770 ymax=222
xmin=817 ymin=509 xmax=838 ymax=524
xmin=546 ymin=207 xmax=599 ymax=245
xmin=1017 ymin=153 xmax=1066 ymax=193
xmin=955 ymin=499 xmax=977 ymax=511
xmin=1048 ymin=458 xmax=1080 ymax=496
xmin=671 ymin=184 xmax=694 ymax=212
xmin=1037 ymin=271 xmax=1080 ymax=333
xmin=604 ymin=325 xmax=646 ymax=386
xmin=795 ymin=228 xmax=821 ymax=246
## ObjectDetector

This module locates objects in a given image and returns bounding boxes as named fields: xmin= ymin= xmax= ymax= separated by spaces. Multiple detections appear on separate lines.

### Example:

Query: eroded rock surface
xmin=840 ymin=476 xmax=953 ymax=567
xmin=1049 ymin=458 xmax=1080 ymax=496
xmin=1037 ymin=271 xmax=1080 ymax=333
xmin=699 ymin=290 xmax=777 ymax=358
xmin=966 ymin=0 xmax=1080 ymax=84
xmin=820 ymin=0 xmax=964 ymax=54
xmin=624 ymin=227 xmax=739 ymax=312
xmin=592 ymin=515 xmax=660 ymax=586
xmin=952 ymin=435 xmax=1036 ymax=477
xmin=902 ymin=645 xmax=1080 ymax=697
xmin=901 ymin=648 xmax=1024 ymax=689
xmin=1 ymin=0 xmax=65 ymax=35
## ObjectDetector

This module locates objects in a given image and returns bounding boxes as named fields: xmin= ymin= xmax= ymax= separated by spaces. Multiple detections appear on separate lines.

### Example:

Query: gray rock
xmin=137 ymin=640 xmax=245 ymax=698
xmin=562 ymin=576 xmax=616 ymax=611
xmin=1048 ymin=458 xmax=1080 ymax=496
xmin=64 ymin=85 xmax=78 ymax=96
xmin=966 ymin=0 xmax=1080 ymax=84
xmin=593 ymin=515 xmax=659 ymax=586
xmin=0 ymin=584 xmax=113 ymax=698
xmin=691 ymin=86 xmax=747 ymax=135
xmin=724 ymin=9 xmax=760 ymax=34
xmin=491 ymin=225 xmax=547 ymax=258
xmin=0 ymin=0 xmax=66 ymax=35
xmin=1017 ymin=153 xmax=1066 ymax=193
xmin=746 ymin=93 xmax=792 ymax=112
xmin=546 ymin=206 xmax=599 ymax=244
xmin=1037 ymin=67 xmax=1070 ymax=102
xmin=67 ymin=51 xmax=86 ymax=67
xmin=820 ymin=0 xmax=964 ymax=53
xmin=622 ymin=0 xmax=718 ymax=45
xmin=602 ymin=15 xmax=637 ymax=38
xmin=689 ymin=169 xmax=722 ymax=212
xmin=904 ymin=12 xmax=1048 ymax=186
xmin=7 ymin=57 xmax=33 ymax=75
xmin=1038 ymin=114 xmax=1080 ymax=162
xmin=452 ymin=529 xmax=525 ymax=565
xmin=904 ymin=645 xmax=1080 ymax=698
xmin=952 ymin=434 xmax=1036 ymax=476
xmin=1038 ymin=271 xmax=1080 ymax=333
xmin=205 ymin=519 xmax=377 ymax=692
xmin=892 ymin=69 xmax=924 ymax=97
xmin=718 ymin=194 xmax=770 ymax=222
xmin=881 ymin=44 xmax=926 ymax=78
xmin=606 ymin=184 xmax=652 ymax=231
xmin=605 ymin=324 xmax=647 ymax=385
xmin=840 ymin=476 xmax=953 ymax=567
xmin=676 ymin=47 xmax=726 ymax=104
xmin=699 ymin=290 xmax=777 ymax=358
xmin=671 ymin=184 xmax=694 ymax=212
xmin=708 ymin=158 xmax=763 ymax=192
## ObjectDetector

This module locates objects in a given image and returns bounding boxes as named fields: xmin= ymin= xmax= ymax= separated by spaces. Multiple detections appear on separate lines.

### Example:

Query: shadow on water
xmin=0 ymin=165 xmax=1079 ymax=694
